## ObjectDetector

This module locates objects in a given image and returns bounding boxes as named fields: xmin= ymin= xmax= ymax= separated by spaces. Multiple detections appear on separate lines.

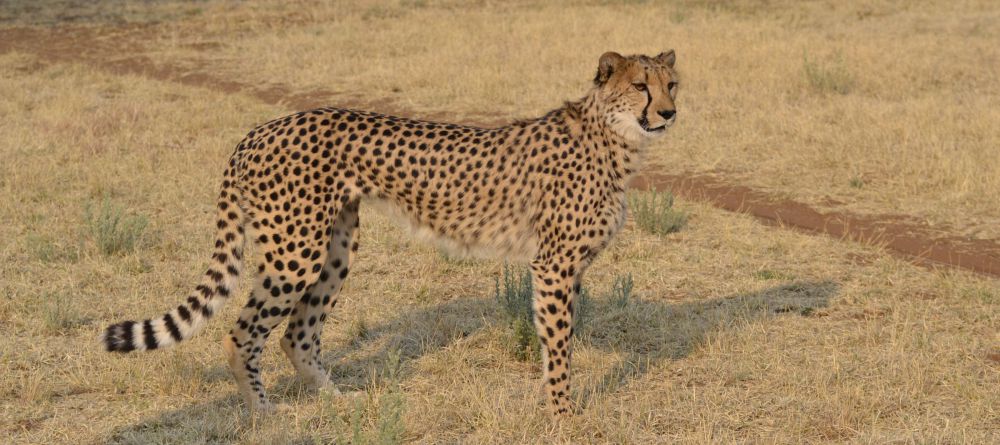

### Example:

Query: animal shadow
xmin=575 ymin=280 xmax=838 ymax=406
xmin=106 ymin=280 xmax=836 ymax=442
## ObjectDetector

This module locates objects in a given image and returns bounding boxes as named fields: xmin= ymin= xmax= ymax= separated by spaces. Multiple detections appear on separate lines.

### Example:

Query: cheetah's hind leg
xmin=224 ymin=204 xmax=336 ymax=412
xmin=280 ymin=201 xmax=359 ymax=391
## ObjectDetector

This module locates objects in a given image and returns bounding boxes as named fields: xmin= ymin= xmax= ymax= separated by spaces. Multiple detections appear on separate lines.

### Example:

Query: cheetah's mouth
xmin=637 ymin=116 xmax=666 ymax=134
xmin=639 ymin=121 xmax=666 ymax=133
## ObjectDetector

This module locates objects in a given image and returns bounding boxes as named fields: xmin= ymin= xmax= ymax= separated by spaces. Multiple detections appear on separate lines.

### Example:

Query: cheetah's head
xmin=593 ymin=51 xmax=678 ymax=144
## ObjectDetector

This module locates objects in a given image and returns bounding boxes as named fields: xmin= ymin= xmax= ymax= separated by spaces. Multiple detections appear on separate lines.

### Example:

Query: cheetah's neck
xmin=558 ymin=92 xmax=647 ymax=185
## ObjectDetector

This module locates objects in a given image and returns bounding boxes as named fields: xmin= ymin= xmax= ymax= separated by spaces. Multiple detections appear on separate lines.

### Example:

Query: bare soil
xmin=2 ymin=24 xmax=996 ymax=278
xmin=629 ymin=173 xmax=1000 ymax=277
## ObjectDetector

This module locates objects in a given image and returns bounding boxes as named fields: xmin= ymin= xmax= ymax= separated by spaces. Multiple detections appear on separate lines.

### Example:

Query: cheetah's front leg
xmin=530 ymin=257 xmax=583 ymax=418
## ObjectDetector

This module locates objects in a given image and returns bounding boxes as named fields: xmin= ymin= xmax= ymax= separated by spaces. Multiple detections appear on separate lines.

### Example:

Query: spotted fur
xmin=101 ymin=51 xmax=679 ymax=417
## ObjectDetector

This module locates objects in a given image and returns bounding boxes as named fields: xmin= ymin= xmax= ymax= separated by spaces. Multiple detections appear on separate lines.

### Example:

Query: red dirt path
xmin=630 ymin=173 xmax=1000 ymax=277
xmin=2 ymin=25 xmax=997 ymax=278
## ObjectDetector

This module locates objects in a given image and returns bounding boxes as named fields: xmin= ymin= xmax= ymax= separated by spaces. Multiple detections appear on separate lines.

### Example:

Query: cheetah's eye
xmin=632 ymin=83 xmax=647 ymax=92
xmin=668 ymin=82 xmax=678 ymax=90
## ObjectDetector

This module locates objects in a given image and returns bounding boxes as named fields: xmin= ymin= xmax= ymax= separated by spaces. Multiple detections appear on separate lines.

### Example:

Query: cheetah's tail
xmin=102 ymin=179 xmax=246 ymax=352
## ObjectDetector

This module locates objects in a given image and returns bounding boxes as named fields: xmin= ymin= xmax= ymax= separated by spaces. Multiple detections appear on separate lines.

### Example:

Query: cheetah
xmin=102 ymin=51 xmax=679 ymax=418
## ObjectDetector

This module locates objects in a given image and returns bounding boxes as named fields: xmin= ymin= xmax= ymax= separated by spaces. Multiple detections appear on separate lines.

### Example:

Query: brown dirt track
xmin=2 ymin=25 xmax=997 ymax=278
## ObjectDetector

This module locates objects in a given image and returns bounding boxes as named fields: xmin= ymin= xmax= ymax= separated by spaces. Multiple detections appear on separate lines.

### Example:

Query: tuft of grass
xmin=40 ymin=292 xmax=89 ymax=335
xmin=25 ymin=234 xmax=58 ymax=262
xmin=26 ymin=232 xmax=80 ymax=263
xmin=84 ymin=196 xmax=148 ymax=256
xmin=962 ymin=286 xmax=997 ymax=304
xmin=670 ymin=9 xmax=687 ymax=23
xmin=752 ymin=269 xmax=795 ymax=281
xmin=350 ymin=316 xmax=371 ymax=345
xmin=362 ymin=5 xmax=406 ymax=21
xmin=495 ymin=264 xmax=539 ymax=362
xmin=803 ymin=52 xmax=855 ymax=95
xmin=849 ymin=176 xmax=865 ymax=189
xmin=629 ymin=191 xmax=688 ymax=235
xmin=609 ymin=273 xmax=635 ymax=309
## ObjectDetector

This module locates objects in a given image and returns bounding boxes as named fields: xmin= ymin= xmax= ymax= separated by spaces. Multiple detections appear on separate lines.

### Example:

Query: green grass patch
xmin=40 ymin=292 xmax=90 ymax=335
xmin=629 ymin=191 xmax=688 ymax=235
xmin=803 ymin=52 xmax=855 ymax=95
xmin=849 ymin=176 xmax=865 ymax=189
xmin=84 ymin=196 xmax=148 ymax=256
xmin=318 ymin=350 xmax=406 ymax=445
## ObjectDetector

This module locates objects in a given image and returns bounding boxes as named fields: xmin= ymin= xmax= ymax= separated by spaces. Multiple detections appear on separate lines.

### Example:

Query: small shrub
xmin=803 ymin=52 xmax=855 ymax=95
xmin=495 ymin=264 xmax=539 ymax=362
xmin=494 ymin=265 xmax=597 ymax=357
xmin=508 ymin=317 xmax=538 ymax=362
xmin=348 ymin=398 xmax=365 ymax=444
xmin=340 ymin=350 xmax=406 ymax=445
xmin=374 ymin=350 xmax=405 ymax=444
xmin=629 ymin=190 xmax=687 ymax=235
xmin=495 ymin=263 xmax=534 ymax=322
xmin=85 ymin=197 xmax=148 ymax=255
xmin=374 ymin=392 xmax=405 ymax=444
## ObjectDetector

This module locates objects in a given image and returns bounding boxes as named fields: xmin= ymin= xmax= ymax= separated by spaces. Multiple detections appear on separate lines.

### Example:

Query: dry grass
xmin=0 ymin=51 xmax=997 ymax=443
xmin=0 ymin=0 xmax=206 ymax=26
xmin=61 ymin=0 xmax=995 ymax=240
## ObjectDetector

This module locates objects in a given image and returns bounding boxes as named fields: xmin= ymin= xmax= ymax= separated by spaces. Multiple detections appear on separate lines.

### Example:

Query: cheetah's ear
xmin=654 ymin=50 xmax=676 ymax=68
xmin=594 ymin=51 xmax=625 ymax=87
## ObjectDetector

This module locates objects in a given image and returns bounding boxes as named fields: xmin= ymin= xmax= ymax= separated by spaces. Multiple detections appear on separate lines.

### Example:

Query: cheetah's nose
xmin=657 ymin=109 xmax=676 ymax=120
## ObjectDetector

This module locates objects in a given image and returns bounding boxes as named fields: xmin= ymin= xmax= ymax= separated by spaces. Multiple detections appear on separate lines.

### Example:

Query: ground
xmin=0 ymin=1 xmax=997 ymax=443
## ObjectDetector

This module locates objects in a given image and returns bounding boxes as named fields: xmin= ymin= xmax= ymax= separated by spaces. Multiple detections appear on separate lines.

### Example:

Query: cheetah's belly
xmin=365 ymin=198 xmax=539 ymax=262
